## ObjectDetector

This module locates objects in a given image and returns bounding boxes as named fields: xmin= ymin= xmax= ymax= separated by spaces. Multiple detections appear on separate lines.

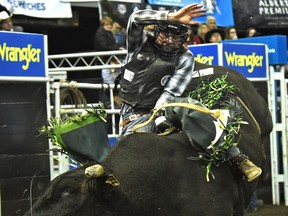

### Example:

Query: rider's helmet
xmin=154 ymin=23 xmax=189 ymax=57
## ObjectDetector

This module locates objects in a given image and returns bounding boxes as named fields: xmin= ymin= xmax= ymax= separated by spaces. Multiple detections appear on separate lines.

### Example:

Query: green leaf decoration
xmin=189 ymin=75 xmax=247 ymax=182
xmin=189 ymin=75 xmax=239 ymax=109
xmin=39 ymin=104 xmax=107 ymax=156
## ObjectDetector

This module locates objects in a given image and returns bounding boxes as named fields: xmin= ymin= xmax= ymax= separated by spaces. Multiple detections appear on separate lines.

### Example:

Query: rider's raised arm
xmin=126 ymin=4 xmax=205 ymax=59
xmin=126 ymin=10 xmax=169 ymax=54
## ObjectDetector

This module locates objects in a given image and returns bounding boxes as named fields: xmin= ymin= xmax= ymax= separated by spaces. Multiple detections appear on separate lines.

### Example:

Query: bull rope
xmin=235 ymin=96 xmax=261 ymax=136
xmin=131 ymin=97 xmax=261 ymax=137
xmin=131 ymin=102 xmax=222 ymax=133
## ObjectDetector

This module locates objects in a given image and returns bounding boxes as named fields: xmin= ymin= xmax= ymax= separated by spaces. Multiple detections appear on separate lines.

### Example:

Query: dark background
xmin=0 ymin=83 xmax=50 ymax=216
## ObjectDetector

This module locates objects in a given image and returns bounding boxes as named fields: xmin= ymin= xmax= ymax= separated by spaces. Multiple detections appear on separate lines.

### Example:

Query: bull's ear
xmin=105 ymin=174 xmax=120 ymax=187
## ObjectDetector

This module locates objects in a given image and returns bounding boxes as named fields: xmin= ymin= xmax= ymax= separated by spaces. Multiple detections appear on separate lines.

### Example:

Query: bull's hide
xmin=25 ymin=133 xmax=244 ymax=216
xmin=25 ymin=62 xmax=273 ymax=216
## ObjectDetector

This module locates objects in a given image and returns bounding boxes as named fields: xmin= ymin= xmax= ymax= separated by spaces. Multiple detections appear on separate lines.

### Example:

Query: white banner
xmin=0 ymin=0 xmax=72 ymax=18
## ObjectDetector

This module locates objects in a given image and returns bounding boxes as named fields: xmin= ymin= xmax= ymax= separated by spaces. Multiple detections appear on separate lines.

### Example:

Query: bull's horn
xmin=85 ymin=164 xmax=104 ymax=178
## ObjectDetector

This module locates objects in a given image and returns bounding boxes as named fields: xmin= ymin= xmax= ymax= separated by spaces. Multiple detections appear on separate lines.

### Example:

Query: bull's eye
xmin=62 ymin=188 xmax=75 ymax=197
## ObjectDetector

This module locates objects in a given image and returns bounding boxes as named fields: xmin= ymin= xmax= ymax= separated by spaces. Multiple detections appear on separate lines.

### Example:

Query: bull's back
xmin=104 ymin=133 xmax=242 ymax=215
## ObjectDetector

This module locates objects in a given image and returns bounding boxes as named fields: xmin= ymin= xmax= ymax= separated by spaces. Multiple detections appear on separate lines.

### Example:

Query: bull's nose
xmin=85 ymin=164 xmax=104 ymax=178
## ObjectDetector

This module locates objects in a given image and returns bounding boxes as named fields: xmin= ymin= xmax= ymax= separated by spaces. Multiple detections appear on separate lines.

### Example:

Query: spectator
xmin=94 ymin=16 xmax=120 ymax=51
xmin=102 ymin=58 xmax=121 ymax=84
xmin=245 ymin=27 xmax=261 ymax=38
xmin=101 ymin=58 xmax=122 ymax=109
xmin=205 ymin=28 xmax=225 ymax=43
xmin=0 ymin=5 xmax=23 ymax=32
xmin=185 ymin=27 xmax=196 ymax=45
xmin=111 ymin=21 xmax=126 ymax=50
xmin=206 ymin=15 xmax=217 ymax=30
xmin=193 ymin=23 xmax=208 ymax=44
xmin=225 ymin=27 xmax=238 ymax=40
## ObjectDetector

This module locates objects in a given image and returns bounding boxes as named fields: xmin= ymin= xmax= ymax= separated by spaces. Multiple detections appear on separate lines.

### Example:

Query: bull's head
xmin=24 ymin=164 xmax=120 ymax=216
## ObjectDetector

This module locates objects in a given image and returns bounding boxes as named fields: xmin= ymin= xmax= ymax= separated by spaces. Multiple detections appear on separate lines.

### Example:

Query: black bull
xmin=25 ymin=62 xmax=273 ymax=216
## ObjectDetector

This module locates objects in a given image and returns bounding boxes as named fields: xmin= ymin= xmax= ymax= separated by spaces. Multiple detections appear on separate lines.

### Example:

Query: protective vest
xmin=120 ymin=39 xmax=177 ymax=110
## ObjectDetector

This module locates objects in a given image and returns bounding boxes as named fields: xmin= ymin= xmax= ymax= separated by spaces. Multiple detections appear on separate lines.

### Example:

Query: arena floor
xmin=245 ymin=204 xmax=288 ymax=216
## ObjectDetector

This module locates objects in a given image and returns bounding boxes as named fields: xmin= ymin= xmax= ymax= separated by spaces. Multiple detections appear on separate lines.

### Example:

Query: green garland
xmin=189 ymin=75 xmax=239 ymax=108
xmin=188 ymin=75 xmax=248 ymax=181
xmin=39 ymin=104 xmax=107 ymax=158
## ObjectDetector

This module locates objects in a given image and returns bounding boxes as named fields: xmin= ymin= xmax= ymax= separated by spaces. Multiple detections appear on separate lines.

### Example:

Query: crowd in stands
xmin=93 ymin=13 xmax=262 ymax=53
xmin=95 ymin=14 xmax=261 ymax=48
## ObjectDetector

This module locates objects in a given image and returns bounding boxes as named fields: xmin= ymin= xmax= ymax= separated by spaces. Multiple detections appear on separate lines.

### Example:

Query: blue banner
xmin=148 ymin=0 xmax=194 ymax=7
xmin=222 ymin=43 xmax=267 ymax=79
xmin=188 ymin=43 xmax=268 ymax=79
xmin=148 ymin=0 xmax=234 ymax=27
xmin=0 ymin=31 xmax=46 ymax=77
xmin=188 ymin=44 xmax=219 ymax=65
xmin=223 ymin=35 xmax=287 ymax=65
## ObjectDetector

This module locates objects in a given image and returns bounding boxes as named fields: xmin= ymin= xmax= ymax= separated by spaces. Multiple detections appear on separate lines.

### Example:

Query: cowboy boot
xmin=232 ymin=154 xmax=262 ymax=182
xmin=238 ymin=158 xmax=262 ymax=182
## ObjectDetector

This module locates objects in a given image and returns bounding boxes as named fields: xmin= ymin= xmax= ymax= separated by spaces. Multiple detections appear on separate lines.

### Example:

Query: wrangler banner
xmin=0 ymin=31 xmax=46 ymax=77
xmin=232 ymin=0 xmax=288 ymax=28
xmin=188 ymin=43 xmax=268 ymax=80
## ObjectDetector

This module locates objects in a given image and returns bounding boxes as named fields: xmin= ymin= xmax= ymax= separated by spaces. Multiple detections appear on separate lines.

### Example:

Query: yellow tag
xmin=105 ymin=174 xmax=120 ymax=186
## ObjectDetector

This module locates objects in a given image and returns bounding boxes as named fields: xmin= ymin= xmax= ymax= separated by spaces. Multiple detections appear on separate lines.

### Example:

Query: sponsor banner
xmin=222 ymin=43 xmax=268 ymax=79
xmin=223 ymin=35 xmax=287 ymax=65
xmin=188 ymin=43 xmax=268 ymax=79
xmin=0 ymin=0 xmax=72 ymax=18
xmin=0 ymin=31 xmax=46 ymax=77
xmin=188 ymin=43 xmax=220 ymax=65
xmin=148 ymin=0 xmax=234 ymax=27
xmin=232 ymin=0 xmax=288 ymax=28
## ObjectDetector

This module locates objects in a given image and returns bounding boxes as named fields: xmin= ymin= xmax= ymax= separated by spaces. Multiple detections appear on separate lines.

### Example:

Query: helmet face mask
xmin=156 ymin=32 xmax=183 ymax=48
xmin=155 ymin=23 xmax=188 ymax=56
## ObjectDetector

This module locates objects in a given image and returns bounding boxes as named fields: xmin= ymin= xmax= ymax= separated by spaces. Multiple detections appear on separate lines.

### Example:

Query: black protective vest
xmin=120 ymin=38 xmax=176 ymax=110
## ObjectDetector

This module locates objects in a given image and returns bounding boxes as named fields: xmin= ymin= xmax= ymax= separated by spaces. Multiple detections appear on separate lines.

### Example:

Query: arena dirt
xmin=244 ymin=204 xmax=288 ymax=216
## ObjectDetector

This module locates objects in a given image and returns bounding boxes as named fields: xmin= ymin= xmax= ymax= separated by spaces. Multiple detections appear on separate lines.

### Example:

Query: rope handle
xmin=132 ymin=102 xmax=221 ymax=133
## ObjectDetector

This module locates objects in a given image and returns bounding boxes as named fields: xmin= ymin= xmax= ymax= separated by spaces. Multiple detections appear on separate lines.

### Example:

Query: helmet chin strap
xmin=160 ymin=45 xmax=175 ymax=53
